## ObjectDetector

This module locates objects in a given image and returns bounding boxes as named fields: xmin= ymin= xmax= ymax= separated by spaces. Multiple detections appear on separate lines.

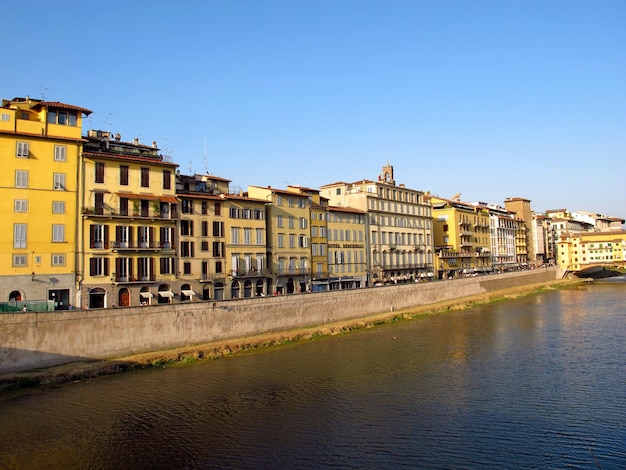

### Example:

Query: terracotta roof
xmin=329 ymin=205 xmax=366 ymax=214
xmin=33 ymin=101 xmax=93 ymax=115
xmin=83 ymin=151 xmax=179 ymax=168
xmin=0 ymin=129 xmax=87 ymax=142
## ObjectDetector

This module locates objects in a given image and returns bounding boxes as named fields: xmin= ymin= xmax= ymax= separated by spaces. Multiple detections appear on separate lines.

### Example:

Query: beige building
xmin=327 ymin=205 xmax=367 ymax=289
xmin=504 ymin=197 xmax=533 ymax=265
xmin=321 ymin=163 xmax=434 ymax=285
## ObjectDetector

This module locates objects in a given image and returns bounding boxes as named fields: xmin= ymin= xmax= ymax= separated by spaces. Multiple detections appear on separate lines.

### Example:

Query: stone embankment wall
xmin=0 ymin=269 xmax=559 ymax=374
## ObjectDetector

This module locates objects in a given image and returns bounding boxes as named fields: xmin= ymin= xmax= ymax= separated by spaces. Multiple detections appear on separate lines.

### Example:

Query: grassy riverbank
xmin=0 ymin=279 xmax=578 ymax=393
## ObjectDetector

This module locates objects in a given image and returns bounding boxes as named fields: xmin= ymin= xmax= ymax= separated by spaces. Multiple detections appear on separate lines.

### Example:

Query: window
xmin=277 ymin=233 xmax=284 ymax=248
xmin=160 ymin=257 xmax=175 ymax=274
xmin=95 ymin=162 xmax=105 ymax=183
xmin=289 ymin=234 xmax=296 ymax=248
xmin=52 ymin=224 xmax=65 ymax=242
xmin=89 ymin=257 xmax=109 ymax=276
xmin=276 ymin=196 xmax=282 ymax=206
xmin=254 ymin=209 xmax=264 ymax=220
xmin=299 ymin=235 xmax=308 ymax=248
xmin=201 ymin=201 xmax=208 ymax=215
xmin=53 ymin=173 xmax=66 ymax=190
xmin=180 ymin=241 xmax=194 ymax=257
xmin=162 ymin=170 xmax=171 ymax=189
xmin=15 ymin=170 xmax=28 ymax=188
xmin=213 ymin=221 xmax=224 ymax=237
xmin=13 ymin=254 xmax=27 ymax=266
xmin=181 ymin=199 xmax=193 ymax=214
xmin=229 ymin=207 xmax=240 ymax=218
xmin=201 ymin=241 xmax=209 ymax=251
xmin=244 ymin=228 xmax=251 ymax=244
xmin=16 ymin=142 xmax=29 ymax=158
xmin=14 ymin=224 xmax=27 ymax=248
xmin=277 ymin=215 xmax=283 ymax=227
xmin=181 ymin=220 xmax=194 ymax=236
xmin=215 ymin=260 xmax=223 ymax=273
xmin=54 ymin=145 xmax=67 ymax=162
xmin=119 ymin=198 xmax=129 ymax=216
xmin=1 ymin=113 xmax=9 ymax=121
xmin=256 ymin=228 xmax=263 ymax=245
xmin=120 ymin=165 xmax=129 ymax=185
xmin=90 ymin=224 xmax=108 ymax=248
xmin=288 ymin=197 xmax=294 ymax=207
xmin=160 ymin=226 xmax=173 ymax=249
xmin=298 ymin=198 xmax=306 ymax=208
xmin=183 ymin=262 xmax=192 ymax=275
xmin=14 ymin=200 xmax=27 ymax=212
xmin=231 ymin=227 xmax=239 ymax=244
xmin=140 ymin=167 xmax=149 ymax=187
xmin=202 ymin=220 xmax=209 ymax=237
xmin=48 ymin=110 xmax=78 ymax=126
xmin=214 ymin=202 xmax=221 ymax=215
xmin=288 ymin=216 xmax=295 ymax=228
xmin=213 ymin=241 xmax=224 ymax=257
xmin=51 ymin=201 xmax=65 ymax=214
xmin=299 ymin=217 xmax=307 ymax=229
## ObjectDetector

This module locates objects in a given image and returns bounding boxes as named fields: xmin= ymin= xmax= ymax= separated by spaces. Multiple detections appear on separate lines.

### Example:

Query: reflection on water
xmin=0 ymin=284 xmax=625 ymax=469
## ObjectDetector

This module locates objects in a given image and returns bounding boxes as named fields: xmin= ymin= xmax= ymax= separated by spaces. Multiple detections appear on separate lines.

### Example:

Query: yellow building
xmin=1 ymin=96 xmax=91 ymax=309
xmin=223 ymin=193 xmax=269 ymax=298
xmin=247 ymin=185 xmax=310 ymax=294
xmin=175 ymin=173 xmax=230 ymax=300
xmin=285 ymin=186 xmax=329 ymax=292
xmin=557 ymin=230 xmax=626 ymax=273
xmin=327 ymin=206 xmax=367 ymax=289
xmin=79 ymin=131 xmax=179 ymax=308
xmin=429 ymin=196 xmax=491 ymax=278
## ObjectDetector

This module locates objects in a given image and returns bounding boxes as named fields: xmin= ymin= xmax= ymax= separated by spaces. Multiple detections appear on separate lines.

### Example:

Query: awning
xmin=140 ymin=292 xmax=153 ymax=298
xmin=181 ymin=289 xmax=196 ymax=297
xmin=158 ymin=290 xmax=174 ymax=298
xmin=116 ymin=192 xmax=158 ymax=200
xmin=160 ymin=195 xmax=178 ymax=203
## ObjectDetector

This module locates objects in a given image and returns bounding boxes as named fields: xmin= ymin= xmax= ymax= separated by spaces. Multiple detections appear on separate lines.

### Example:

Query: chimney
xmin=115 ymin=133 xmax=121 ymax=141
xmin=152 ymin=141 xmax=157 ymax=148
xmin=133 ymin=138 xmax=139 ymax=145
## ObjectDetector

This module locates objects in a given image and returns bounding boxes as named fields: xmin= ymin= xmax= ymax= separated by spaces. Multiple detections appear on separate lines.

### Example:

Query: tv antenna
xmin=203 ymin=138 xmax=208 ymax=174
xmin=105 ymin=113 xmax=113 ymax=133
xmin=38 ymin=84 xmax=48 ymax=100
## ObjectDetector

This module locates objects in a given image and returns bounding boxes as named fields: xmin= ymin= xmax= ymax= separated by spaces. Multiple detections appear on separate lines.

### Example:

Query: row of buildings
xmin=1 ymin=96 xmax=624 ymax=309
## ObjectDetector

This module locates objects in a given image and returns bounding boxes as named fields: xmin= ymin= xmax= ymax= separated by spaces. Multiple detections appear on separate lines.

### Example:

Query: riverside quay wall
xmin=0 ymin=268 xmax=559 ymax=374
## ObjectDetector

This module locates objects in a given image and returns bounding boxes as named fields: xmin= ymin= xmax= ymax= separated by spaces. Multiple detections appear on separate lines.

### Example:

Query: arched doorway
xmin=157 ymin=284 xmax=173 ymax=304
xmin=180 ymin=283 xmax=195 ymax=301
xmin=139 ymin=287 xmax=152 ymax=306
xmin=243 ymin=280 xmax=252 ymax=298
xmin=118 ymin=287 xmax=130 ymax=307
xmin=88 ymin=287 xmax=106 ymax=309
xmin=286 ymin=278 xmax=295 ymax=294
xmin=231 ymin=280 xmax=240 ymax=299
xmin=214 ymin=282 xmax=224 ymax=300
xmin=202 ymin=286 xmax=211 ymax=300
xmin=9 ymin=291 xmax=22 ymax=302
xmin=255 ymin=280 xmax=264 ymax=296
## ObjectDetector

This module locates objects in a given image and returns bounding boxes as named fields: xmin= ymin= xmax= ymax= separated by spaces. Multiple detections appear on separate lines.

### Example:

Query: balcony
xmin=115 ymin=274 xmax=157 ymax=284
xmin=275 ymin=268 xmax=311 ymax=276
xmin=230 ymin=268 xmax=270 ymax=278
xmin=111 ymin=241 xmax=173 ymax=251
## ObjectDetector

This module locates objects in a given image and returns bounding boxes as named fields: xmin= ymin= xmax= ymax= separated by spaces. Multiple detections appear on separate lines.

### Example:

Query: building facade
xmin=1 ymin=96 xmax=91 ymax=309
xmin=556 ymin=230 xmax=626 ymax=272
xmin=79 ymin=131 xmax=179 ymax=308
xmin=429 ymin=196 xmax=491 ymax=279
xmin=321 ymin=163 xmax=434 ymax=285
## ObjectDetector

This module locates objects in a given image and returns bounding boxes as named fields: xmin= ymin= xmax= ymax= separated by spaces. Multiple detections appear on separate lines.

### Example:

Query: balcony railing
xmin=115 ymin=275 xmax=157 ymax=283
xmin=111 ymin=241 xmax=173 ymax=250
xmin=230 ymin=269 xmax=270 ymax=278
xmin=82 ymin=207 xmax=177 ymax=220
xmin=275 ymin=268 xmax=311 ymax=275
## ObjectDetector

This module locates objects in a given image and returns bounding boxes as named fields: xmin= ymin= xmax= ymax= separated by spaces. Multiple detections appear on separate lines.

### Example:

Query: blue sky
xmin=4 ymin=0 xmax=625 ymax=218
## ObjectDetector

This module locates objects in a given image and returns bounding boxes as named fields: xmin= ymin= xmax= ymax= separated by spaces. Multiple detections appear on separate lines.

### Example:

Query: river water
xmin=0 ymin=282 xmax=624 ymax=469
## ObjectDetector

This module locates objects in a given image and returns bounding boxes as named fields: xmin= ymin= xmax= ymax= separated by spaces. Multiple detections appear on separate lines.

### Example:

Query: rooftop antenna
xmin=203 ymin=138 xmax=208 ymax=174
xmin=105 ymin=113 xmax=113 ymax=133
xmin=189 ymin=161 xmax=193 ymax=175
xmin=38 ymin=84 xmax=48 ymax=101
